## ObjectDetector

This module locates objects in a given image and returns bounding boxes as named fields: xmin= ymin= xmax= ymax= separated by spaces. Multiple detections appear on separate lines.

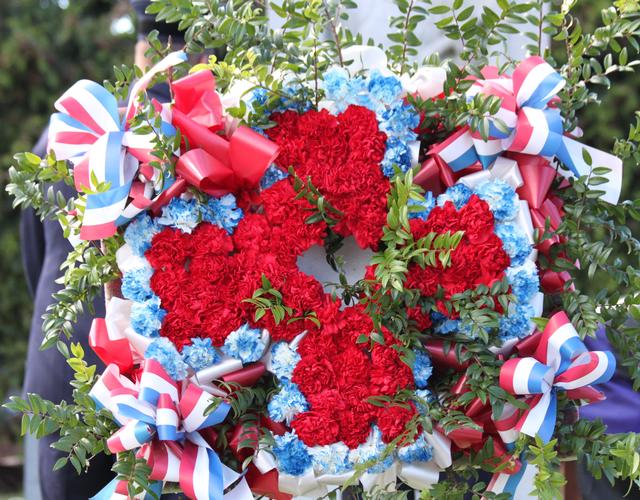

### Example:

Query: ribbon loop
xmin=431 ymin=56 xmax=623 ymax=203
xmin=498 ymin=311 xmax=615 ymax=443
xmin=170 ymin=70 xmax=280 ymax=200
xmin=48 ymin=51 xmax=188 ymax=240
xmin=89 ymin=359 xmax=242 ymax=500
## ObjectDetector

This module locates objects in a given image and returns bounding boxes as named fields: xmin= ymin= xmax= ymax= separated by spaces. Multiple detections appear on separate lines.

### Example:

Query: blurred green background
xmin=0 ymin=0 xmax=133 ymax=485
xmin=0 ymin=0 xmax=637 ymax=493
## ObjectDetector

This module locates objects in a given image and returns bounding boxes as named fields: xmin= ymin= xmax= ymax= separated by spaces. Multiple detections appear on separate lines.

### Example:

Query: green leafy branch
xmin=4 ymin=343 xmax=116 ymax=477
xmin=242 ymin=274 xmax=320 ymax=327
xmin=289 ymin=167 xmax=344 ymax=226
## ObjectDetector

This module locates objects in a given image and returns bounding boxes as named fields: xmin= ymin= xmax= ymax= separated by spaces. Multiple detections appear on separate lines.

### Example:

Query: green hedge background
xmin=0 ymin=0 xmax=637 ymax=446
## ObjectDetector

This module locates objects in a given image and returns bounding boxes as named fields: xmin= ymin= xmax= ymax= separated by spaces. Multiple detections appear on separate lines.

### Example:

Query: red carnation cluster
xmin=405 ymin=195 xmax=510 ymax=314
xmin=267 ymin=106 xmax=390 ymax=249
xmin=144 ymin=103 xmax=422 ymax=449
xmin=146 ymin=179 xmax=329 ymax=349
xmin=290 ymin=305 xmax=416 ymax=448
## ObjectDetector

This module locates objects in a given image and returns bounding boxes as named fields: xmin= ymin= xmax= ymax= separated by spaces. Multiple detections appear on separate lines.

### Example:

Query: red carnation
xmin=292 ymin=355 xmax=336 ymax=396
xmin=146 ymin=228 xmax=193 ymax=270
xmin=291 ymin=411 xmax=340 ymax=447
xmin=377 ymin=403 xmax=418 ymax=443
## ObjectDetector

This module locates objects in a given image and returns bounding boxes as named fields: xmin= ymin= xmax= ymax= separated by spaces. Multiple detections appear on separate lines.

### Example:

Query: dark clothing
xmin=580 ymin=326 xmax=640 ymax=433
xmin=22 ymin=84 xmax=172 ymax=500
xmin=578 ymin=327 xmax=640 ymax=499
xmin=21 ymin=132 xmax=112 ymax=500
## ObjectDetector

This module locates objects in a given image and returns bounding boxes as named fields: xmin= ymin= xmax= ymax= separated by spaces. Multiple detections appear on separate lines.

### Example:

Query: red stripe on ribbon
xmin=58 ymin=96 xmax=107 ymax=136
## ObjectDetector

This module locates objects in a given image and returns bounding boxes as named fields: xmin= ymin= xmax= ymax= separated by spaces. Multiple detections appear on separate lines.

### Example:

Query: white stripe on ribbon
xmin=473 ymin=138 xmax=503 ymax=156
xmin=439 ymin=132 xmax=474 ymax=163
xmin=489 ymin=471 xmax=510 ymax=495
xmin=156 ymin=407 xmax=179 ymax=428
xmin=182 ymin=392 xmax=212 ymax=433
xmin=60 ymin=85 xmax=120 ymax=133
xmin=544 ymin=322 xmax=578 ymax=372
xmin=521 ymin=107 xmax=548 ymax=155
xmin=140 ymin=371 xmax=179 ymax=401
xmin=192 ymin=445 xmax=210 ymax=500
xmin=520 ymin=391 xmax=552 ymax=436
xmin=513 ymin=462 xmax=538 ymax=499
xmin=517 ymin=62 xmax=560 ymax=106
xmin=118 ymin=421 xmax=147 ymax=450
xmin=556 ymin=351 xmax=610 ymax=390
xmin=84 ymin=200 xmax=127 ymax=226
xmin=494 ymin=106 xmax=518 ymax=129
xmin=513 ymin=358 xmax=538 ymax=395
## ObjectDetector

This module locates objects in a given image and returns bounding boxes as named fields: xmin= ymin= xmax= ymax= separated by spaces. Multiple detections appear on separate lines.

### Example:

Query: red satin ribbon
xmin=423 ymin=339 xmax=469 ymax=371
xmin=151 ymin=70 xmax=280 ymax=213
xmin=171 ymin=71 xmax=279 ymax=195
xmin=222 ymin=362 xmax=266 ymax=386
xmin=440 ymin=373 xmax=520 ymax=474
xmin=89 ymin=318 xmax=134 ymax=373
xmin=414 ymin=155 xmax=483 ymax=196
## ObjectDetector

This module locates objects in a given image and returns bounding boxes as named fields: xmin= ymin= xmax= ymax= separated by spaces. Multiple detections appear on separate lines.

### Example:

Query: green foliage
xmin=0 ymin=0 xmax=132 ymax=434
xmin=6 ymin=0 xmax=640 ymax=497
xmin=290 ymin=167 xmax=344 ymax=226
xmin=4 ymin=342 xmax=116 ymax=475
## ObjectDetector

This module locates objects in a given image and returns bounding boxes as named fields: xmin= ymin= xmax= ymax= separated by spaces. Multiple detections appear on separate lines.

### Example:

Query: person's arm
xmin=20 ymin=209 xmax=46 ymax=298
xmin=19 ymin=127 xmax=49 ymax=297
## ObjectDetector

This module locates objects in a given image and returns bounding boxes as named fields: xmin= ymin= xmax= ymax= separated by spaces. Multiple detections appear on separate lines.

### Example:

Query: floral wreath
xmin=18 ymin=10 xmax=625 ymax=495
xmin=100 ymin=65 xmax=548 ymax=493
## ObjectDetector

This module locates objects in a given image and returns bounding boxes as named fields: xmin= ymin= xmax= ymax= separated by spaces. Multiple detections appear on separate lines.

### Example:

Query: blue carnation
xmin=412 ymin=350 xmax=433 ymax=389
xmin=413 ymin=389 xmax=433 ymax=415
xmin=222 ymin=323 xmax=266 ymax=363
xmin=495 ymin=223 xmax=531 ymax=267
xmin=145 ymin=337 xmax=189 ymax=380
xmin=438 ymin=183 xmax=473 ymax=209
xmin=121 ymin=266 xmax=154 ymax=302
xmin=323 ymin=67 xmax=350 ymax=103
xmin=156 ymin=198 xmax=200 ymax=233
xmin=347 ymin=76 xmax=371 ymax=108
xmin=380 ymin=102 xmax=419 ymax=142
xmin=268 ymin=381 xmax=309 ymax=424
xmin=398 ymin=433 xmax=433 ymax=463
xmin=249 ymin=87 xmax=268 ymax=108
xmin=368 ymin=71 xmax=403 ymax=110
xmin=260 ymin=165 xmax=289 ymax=190
xmin=124 ymin=213 xmax=161 ymax=256
xmin=434 ymin=317 xmax=460 ymax=335
xmin=506 ymin=260 xmax=540 ymax=303
xmin=270 ymin=342 xmax=301 ymax=381
xmin=474 ymin=179 xmax=519 ymax=221
xmin=309 ymin=443 xmax=351 ymax=475
xmin=499 ymin=303 xmax=535 ymax=341
xmin=130 ymin=296 xmax=166 ymax=337
xmin=273 ymin=431 xmax=312 ymax=476
xmin=182 ymin=338 xmax=220 ymax=371
xmin=348 ymin=426 xmax=394 ymax=473
xmin=409 ymin=191 xmax=436 ymax=220
xmin=200 ymin=194 xmax=243 ymax=234
xmin=381 ymin=136 xmax=413 ymax=177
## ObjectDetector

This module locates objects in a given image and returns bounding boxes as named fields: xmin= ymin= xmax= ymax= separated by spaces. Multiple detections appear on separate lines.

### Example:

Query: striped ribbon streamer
xmin=48 ymin=51 xmax=187 ymax=240
xmin=498 ymin=311 xmax=616 ymax=444
xmin=431 ymin=56 xmax=623 ymax=204
xmin=89 ymin=359 xmax=249 ymax=500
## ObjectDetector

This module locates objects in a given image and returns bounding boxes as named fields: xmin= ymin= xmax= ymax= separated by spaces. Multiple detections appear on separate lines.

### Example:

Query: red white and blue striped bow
xmin=90 ymin=360 xmax=250 ymax=500
xmin=48 ymin=51 xmax=187 ymax=241
xmin=431 ymin=56 xmax=622 ymax=204
xmin=499 ymin=311 xmax=615 ymax=444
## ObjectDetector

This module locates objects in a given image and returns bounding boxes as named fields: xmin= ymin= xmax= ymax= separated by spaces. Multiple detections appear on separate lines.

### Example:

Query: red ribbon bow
xmin=152 ymin=70 xmax=280 ymax=210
